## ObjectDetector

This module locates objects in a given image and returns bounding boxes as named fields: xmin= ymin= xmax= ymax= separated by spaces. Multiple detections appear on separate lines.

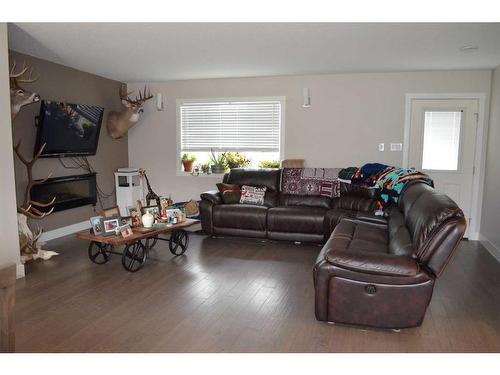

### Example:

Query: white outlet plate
xmin=390 ymin=143 xmax=403 ymax=151
xmin=378 ymin=143 xmax=385 ymax=152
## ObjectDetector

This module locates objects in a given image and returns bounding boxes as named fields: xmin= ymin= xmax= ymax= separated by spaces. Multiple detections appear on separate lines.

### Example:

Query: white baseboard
xmin=479 ymin=234 xmax=500 ymax=263
xmin=40 ymin=220 xmax=91 ymax=242
xmin=468 ymin=231 xmax=479 ymax=241
xmin=16 ymin=264 xmax=25 ymax=279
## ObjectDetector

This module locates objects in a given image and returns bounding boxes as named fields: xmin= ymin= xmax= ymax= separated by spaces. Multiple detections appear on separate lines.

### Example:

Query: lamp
xmin=156 ymin=93 xmax=164 ymax=111
xmin=302 ymin=88 xmax=311 ymax=108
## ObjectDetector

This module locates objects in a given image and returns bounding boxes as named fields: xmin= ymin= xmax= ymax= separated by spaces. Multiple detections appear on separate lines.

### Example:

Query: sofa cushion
xmin=280 ymin=194 xmax=332 ymax=209
xmin=224 ymin=168 xmax=281 ymax=192
xmin=268 ymin=206 xmax=328 ymax=234
xmin=333 ymin=195 xmax=377 ymax=212
xmin=340 ymin=182 xmax=378 ymax=198
xmin=388 ymin=209 xmax=415 ymax=257
xmin=323 ymin=208 xmax=387 ymax=235
xmin=323 ymin=219 xmax=419 ymax=277
xmin=213 ymin=204 xmax=268 ymax=231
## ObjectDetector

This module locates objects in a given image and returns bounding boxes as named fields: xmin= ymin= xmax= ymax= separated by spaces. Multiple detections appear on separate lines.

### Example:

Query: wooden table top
xmin=76 ymin=219 xmax=199 ymax=246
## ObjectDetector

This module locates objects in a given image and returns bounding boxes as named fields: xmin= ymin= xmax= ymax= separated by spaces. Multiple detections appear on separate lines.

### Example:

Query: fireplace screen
xmin=31 ymin=173 xmax=97 ymax=212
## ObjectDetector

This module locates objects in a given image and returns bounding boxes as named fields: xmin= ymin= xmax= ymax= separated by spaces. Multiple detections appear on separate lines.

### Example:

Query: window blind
xmin=180 ymin=100 xmax=282 ymax=152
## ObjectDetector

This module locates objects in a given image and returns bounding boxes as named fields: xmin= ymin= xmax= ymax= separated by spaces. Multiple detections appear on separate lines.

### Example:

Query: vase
xmin=211 ymin=164 xmax=225 ymax=174
xmin=182 ymin=160 xmax=194 ymax=172
xmin=142 ymin=212 xmax=154 ymax=228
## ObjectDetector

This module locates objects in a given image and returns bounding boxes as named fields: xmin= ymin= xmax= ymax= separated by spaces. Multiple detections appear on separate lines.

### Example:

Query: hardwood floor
xmin=14 ymin=230 xmax=500 ymax=352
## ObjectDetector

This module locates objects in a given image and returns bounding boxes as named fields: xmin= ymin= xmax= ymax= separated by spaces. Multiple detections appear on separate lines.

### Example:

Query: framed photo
xmin=102 ymin=206 xmax=120 ymax=218
xmin=142 ymin=205 xmax=160 ymax=218
xmin=118 ymin=224 xmax=133 ymax=238
xmin=102 ymin=217 xmax=120 ymax=236
xmin=126 ymin=206 xmax=139 ymax=216
xmin=127 ymin=206 xmax=142 ymax=226
xmin=121 ymin=216 xmax=134 ymax=227
xmin=90 ymin=216 xmax=104 ymax=235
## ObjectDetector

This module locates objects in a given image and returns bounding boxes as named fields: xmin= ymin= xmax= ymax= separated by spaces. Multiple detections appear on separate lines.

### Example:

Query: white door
xmin=408 ymin=99 xmax=478 ymax=238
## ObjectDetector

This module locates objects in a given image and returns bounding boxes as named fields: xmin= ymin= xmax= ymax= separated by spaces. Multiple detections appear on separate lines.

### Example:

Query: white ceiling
xmin=8 ymin=23 xmax=500 ymax=83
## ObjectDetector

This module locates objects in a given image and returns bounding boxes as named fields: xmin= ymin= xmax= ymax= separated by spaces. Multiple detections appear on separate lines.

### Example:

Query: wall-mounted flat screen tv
xmin=35 ymin=100 xmax=104 ymax=157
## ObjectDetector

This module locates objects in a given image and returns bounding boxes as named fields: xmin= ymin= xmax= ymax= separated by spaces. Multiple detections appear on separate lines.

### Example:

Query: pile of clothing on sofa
xmin=338 ymin=163 xmax=434 ymax=207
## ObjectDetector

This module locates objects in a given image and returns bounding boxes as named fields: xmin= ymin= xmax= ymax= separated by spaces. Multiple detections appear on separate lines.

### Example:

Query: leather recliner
xmin=313 ymin=182 xmax=466 ymax=329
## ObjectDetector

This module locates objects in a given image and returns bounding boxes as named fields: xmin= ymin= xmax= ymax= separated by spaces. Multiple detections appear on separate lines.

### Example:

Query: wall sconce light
xmin=302 ymin=88 xmax=311 ymax=108
xmin=156 ymin=93 xmax=165 ymax=111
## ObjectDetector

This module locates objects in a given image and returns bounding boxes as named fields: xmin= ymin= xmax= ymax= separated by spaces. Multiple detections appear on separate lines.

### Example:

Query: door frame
xmin=403 ymin=93 xmax=489 ymax=240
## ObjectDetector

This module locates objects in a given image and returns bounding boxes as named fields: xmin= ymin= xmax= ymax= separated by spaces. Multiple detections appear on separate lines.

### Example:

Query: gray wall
xmin=481 ymin=65 xmax=500 ymax=257
xmin=10 ymin=51 xmax=128 ymax=232
xmin=0 ymin=24 xmax=22 ymax=275
xmin=128 ymin=70 xmax=491 ymax=203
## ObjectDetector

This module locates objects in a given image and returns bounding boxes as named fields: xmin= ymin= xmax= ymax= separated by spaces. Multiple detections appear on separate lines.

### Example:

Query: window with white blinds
xmin=179 ymin=98 xmax=283 ymax=152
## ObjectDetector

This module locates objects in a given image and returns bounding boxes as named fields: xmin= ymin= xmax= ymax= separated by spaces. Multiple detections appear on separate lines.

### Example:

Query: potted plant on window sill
xmin=182 ymin=153 xmax=197 ymax=173
xmin=225 ymin=152 xmax=250 ymax=170
xmin=209 ymin=149 xmax=227 ymax=174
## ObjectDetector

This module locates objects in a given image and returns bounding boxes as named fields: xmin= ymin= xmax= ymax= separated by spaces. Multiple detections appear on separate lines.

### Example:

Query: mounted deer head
xmin=9 ymin=59 xmax=41 ymax=121
xmin=107 ymin=85 xmax=153 ymax=139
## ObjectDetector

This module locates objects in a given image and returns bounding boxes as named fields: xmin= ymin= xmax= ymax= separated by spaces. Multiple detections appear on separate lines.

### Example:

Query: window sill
xmin=176 ymin=171 xmax=225 ymax=178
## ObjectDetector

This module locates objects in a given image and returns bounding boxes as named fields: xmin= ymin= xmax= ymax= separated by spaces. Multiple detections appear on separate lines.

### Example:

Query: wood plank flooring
xmin=13 ymin=231 xmax=500 ymax=352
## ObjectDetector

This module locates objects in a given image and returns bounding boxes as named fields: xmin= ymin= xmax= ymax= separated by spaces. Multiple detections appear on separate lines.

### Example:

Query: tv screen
xmin=35 ymin=100 xmax=104 ymax=157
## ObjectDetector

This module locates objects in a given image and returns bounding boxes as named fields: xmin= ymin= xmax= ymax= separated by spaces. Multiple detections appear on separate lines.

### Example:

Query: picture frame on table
xmin=102 ymin=206 xmax=120 ymax=218
xmin=127 ymin=206 xmax=142 ymax=226
xmin=142 ymin=205 xmax=160 ymax=218
xmin=101 ymin=216 xmax=120 ymax=236
xmin=121 ymin=216 xmax=134 ymax=227
xmin=118 ymin=224 xmax=133 ymax=238
xmin=90 ymin=216 xmax=104 ymax=235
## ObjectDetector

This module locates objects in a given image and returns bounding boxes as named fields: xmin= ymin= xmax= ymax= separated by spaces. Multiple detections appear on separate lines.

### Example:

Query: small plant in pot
xmin=181 ymin=153 xmax=197 ymax=173
xmin=259 ymin=160 xmax=280 ymax=169
xmin=209 ymin=149 xmax=227 ymax=174
xmin=225 ymin=152 xmax=250 ymax=170
xmin=200 ymin=162 xmax=211 ymax=174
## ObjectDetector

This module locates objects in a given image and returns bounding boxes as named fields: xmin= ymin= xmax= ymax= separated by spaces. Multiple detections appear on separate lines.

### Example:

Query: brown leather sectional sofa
xmin=200 ymin=169 xmax=466 ymax=329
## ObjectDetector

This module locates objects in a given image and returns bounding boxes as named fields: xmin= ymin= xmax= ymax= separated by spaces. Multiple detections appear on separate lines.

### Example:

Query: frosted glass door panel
xmin=421 ymin=111 xmax=462 ymax=171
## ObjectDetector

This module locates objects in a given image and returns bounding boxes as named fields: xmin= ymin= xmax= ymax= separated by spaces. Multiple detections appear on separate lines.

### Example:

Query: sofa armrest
xmin=325 ymin=250 xmax=419 ymax=277
xmin=200 ymin=190 xmax=222 ymax=205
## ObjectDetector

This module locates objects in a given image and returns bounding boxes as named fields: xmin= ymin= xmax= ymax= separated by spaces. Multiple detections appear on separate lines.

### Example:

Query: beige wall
xmin=481 ymin=65 xmax=500 ymax=257
xmin=10 ymin=51 xmax=128 ymax=232
xmin=128 ymin=70 xmax=491 ymax=202
xmin=0 ymin=24 xmax=22 ymax=275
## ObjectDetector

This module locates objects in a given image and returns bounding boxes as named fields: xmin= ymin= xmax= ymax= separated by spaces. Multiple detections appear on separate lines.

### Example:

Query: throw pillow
xmin=239 ymin=185 xmax=267 ymax=205
xmin=216 ymin=183 xmax=240 ymax=194
xmin=216 ymin=182 xmax=241 ymax=204
xmin=222 ymin=190 xmax=241 ymax=204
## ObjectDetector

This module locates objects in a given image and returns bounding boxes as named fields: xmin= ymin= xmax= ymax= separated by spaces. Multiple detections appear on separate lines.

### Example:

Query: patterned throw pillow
xmin=239 ymin=185 xmax=267 ymax=205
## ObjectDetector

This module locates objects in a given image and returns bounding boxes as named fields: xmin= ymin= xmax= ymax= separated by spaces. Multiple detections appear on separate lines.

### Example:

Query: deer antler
xmin=10 ymin=59 xmax=39 ymax=83
xmin=119 ymin=85 xmax=153 ymax=105
xmin=14 ymin=140 xmax=55 ymax=220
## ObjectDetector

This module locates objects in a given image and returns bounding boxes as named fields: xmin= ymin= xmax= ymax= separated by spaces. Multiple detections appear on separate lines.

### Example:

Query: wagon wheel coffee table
xmin=76 ymin=219 xmax=199 ymax=272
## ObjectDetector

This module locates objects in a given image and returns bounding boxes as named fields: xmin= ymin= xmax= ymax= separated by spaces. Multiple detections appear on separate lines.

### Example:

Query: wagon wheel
xmin=122 ymin=241 xmax=147 ymax=272
xmin=88 ymin=241 xmax=113 ymax=264
xmin=145 ymin=237 xmax=158 ymax=250
xmin=169 ymin=230 xmax=189 ymax=256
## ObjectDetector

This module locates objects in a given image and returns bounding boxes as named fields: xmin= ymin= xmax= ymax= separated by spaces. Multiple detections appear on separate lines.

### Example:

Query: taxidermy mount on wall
xmin=14 ymin=141 xmax=58 ymax=262
xmin=9 ymin=59 xmax=40 ymax=121
xmin=107 ymin=84 xmax=153 ymax=139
